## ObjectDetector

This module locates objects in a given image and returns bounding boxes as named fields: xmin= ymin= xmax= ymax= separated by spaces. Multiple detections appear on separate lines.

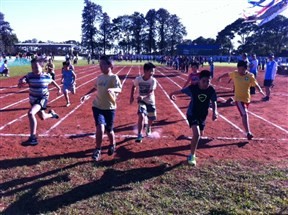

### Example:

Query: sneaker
xmin=247 ymin=132 xmax=254 ymax=140
xmin=66 ymin=102 xmax=71 ymax=107
xmin=226 ymin=97 xmax=234 ymax=105
xmin=135 ymin=134 xmax=143 ymax=143
xmin=107 ymin=144 xmax=115 ymax=156
xmin=187 ymin=154 xmax=196 ymax=166
xmin=92 ymin=149 xmax=101 ymax=161
xmin=262 ymin=96 xmax=269 ymax=101
xmin=49 ymin=109 xmax=59 ymax=119
xmin=21 ymin=136 xmax=38 ymax=146
xmin=146 ymin=126 xmax=152 ymax=136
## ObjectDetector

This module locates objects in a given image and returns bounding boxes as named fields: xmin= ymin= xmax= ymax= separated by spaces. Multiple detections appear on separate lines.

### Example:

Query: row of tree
xmin=81 ymin=0 xmax=186 ymax=56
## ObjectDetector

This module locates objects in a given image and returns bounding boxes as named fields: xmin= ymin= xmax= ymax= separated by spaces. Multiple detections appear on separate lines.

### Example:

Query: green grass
xmin=1 ymin=158 xmax=287 ymax=214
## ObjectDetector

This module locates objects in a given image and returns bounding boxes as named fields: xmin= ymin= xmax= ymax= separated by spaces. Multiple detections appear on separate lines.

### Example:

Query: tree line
xmin=0 ymin=0 xmax=287 ymax=57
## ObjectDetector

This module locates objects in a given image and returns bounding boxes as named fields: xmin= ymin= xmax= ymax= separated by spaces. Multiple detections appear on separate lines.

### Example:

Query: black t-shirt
xmin=181 ymin=84 xmax=217 ymax=119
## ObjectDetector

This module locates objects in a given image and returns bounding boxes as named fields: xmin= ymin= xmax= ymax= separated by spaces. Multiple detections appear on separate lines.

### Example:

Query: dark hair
xmin=242 ymin=53 xmax=248 ymax=57
xmin=191 ymin=61 xmax=199 ymax=68
xmin=144 ymin=62 xmax=156 ymax=71
xmin=199 ymin=70 xmax=211 ymax=79
xmin=100 ymin=55 xmax=113 ymax=65
xmin=237 ymin=60 xmax=248 ymax=69
xmin=31 ymin=58 xmax=37 ymax=64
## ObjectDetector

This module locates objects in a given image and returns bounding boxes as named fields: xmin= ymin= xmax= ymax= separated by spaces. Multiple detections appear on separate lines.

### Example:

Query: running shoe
xmin=49 ymin=109 xmax=59 ymax=119
xmin=187 ymin=154 xmax=196 ymax=166
xmin=21 ymin=136 xmax=38 ymax=146
xmin=92 ymin=149 xmax=101 ymax=161
xmin=247 ymin=132 xmax=254 ymax=140
xmin=146 ymin=126 xmax=152 ymax=136
xmin=135 ymin=134 xmax=143 ymax=143
xmin=107 ymin=144 xmax=115 ymax=156
xmin=66 ymin=102 xmax=71 ymax=107
xmin=262 ymin=96 xmax=269 ymax=101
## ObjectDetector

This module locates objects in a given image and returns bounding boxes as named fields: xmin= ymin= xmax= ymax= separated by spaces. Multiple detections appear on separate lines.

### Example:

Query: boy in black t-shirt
xmin=170 ymin=70 xmax=218 ymax=166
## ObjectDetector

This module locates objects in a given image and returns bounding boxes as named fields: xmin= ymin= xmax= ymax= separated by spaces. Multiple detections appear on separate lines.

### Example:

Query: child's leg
xmin=137 ymin=113 xmax=144 ymax=135
xmin=28 ymin=104 xmax=42 ymax=136
xmin=64 ymin=89 xmax=70 ymax=104
xmin=190 ymin=125 xmax=201 ymax=156
xmin=96 ymin=124 xmax=105 ymax=149
xmin=236 ymin=101 xmax=251 ymax=134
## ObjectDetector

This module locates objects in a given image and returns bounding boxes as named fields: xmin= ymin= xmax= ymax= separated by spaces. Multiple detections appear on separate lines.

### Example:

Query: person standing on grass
xmin=45 ymin=58 xmax=55 ymax=80
xmin=170 ymin=70 xmax=218 ymax=166
xmin=0 ymin=59 xmax=10 ymax=77
xmin=218 ymin=60 xmax=266 ymax=140
xmin=18 ymin=57 xmax=61 ymax=146
xmin=262 ymin=53 xmax=278 ymax=101
xmin=182 ymin=61 xmax=200 ymax=89
xmin=80 ymin=55 xmax=122 ymax=162
xmin=249 ymin=54 xmax=259 ymax=95
xmin=61 ymin=61 xmax=76 ymax=107
xmin=130 ymin=62 xmax=157 ymax=143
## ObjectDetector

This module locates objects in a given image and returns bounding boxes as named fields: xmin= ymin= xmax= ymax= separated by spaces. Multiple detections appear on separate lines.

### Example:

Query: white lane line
xmin=0 ymin=68 xmax=99 ymax=111
xmin=0 ymin=68 xmax=105 ymax=130
xmin=43 ymin=66 xmax=127 ymax=134
xmin=156 ymin=69 xmax=245 ymax=134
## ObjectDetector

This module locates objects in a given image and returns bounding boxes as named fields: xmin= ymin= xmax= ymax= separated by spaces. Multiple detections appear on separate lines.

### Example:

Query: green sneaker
xmin=187 ymin=154 xmax=196 ymax=166
xmin=146 ymin=126 xmax=152 ymax=136
xmin=135 ymin=134 xmax=143 ymax=143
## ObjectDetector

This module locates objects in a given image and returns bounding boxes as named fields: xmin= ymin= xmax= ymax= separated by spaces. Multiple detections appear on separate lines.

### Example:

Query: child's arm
xmin=18 ymin=75 xmax=27 ymax=88
xmin=130 ymin=85 xmax=136 ymax=104
xmin=255 ymin=82 xmax=266 ymax=97
xmin=211 ymin=101 xmax=218 ymax=121
xmin=72 ymin=71 xmax=76 ymax=84
xmin=217 ymin=73 xmax=229 ymax=82
xmin=169 ymin=90 xmax=183 ymax=101
xmin=80 ymin=87 xmax=97 ymax=103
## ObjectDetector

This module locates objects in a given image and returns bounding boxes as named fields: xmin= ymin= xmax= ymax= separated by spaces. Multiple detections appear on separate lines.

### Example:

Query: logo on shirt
xmin=198 ymin=94 xmax=207 ymax=102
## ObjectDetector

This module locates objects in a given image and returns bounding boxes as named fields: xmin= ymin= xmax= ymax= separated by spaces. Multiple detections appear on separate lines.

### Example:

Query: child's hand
xmin=170 ymin=94 xmax=176 ymax=101
xmin=212 ymin=112 xmax=218 ymax=121
xmin=80 ymin=95 xmax=90 ymax=103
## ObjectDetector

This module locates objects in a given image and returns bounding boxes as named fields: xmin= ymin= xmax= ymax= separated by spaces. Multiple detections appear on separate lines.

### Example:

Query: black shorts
xmin=264 ymin=79 xmax=274 ymax=87
xmin=187 ymin=115 xmax=206 ymax=131
xmin=92 ymin=107 xmax=115 ymax=132
xmin=30 ymin=97 xmax=48 ymax=110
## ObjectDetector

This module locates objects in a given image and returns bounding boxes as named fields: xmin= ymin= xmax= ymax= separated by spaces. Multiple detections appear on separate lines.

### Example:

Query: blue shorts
xmin=138 ymin=102 xmax=156 ymax=121
xmin=187 ymin=115 xmax=206 ymax=131
xmin=92 ymin=107 xmax=115 ymax=132
xmin=29 ymin=97 xmax=48 ymax=110
xmin=264 ymin=79 xmax=274 ymax=87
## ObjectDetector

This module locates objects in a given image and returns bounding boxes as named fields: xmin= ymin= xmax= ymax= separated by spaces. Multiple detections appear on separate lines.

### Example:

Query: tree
xmin=96 ymin=12 xmax=114 ymax=55
xmin=0 ymin=12 xmax=18 ymax=54
xmin=144 ymin=9 xmax=157 ymax=54
xmin=166 ymin=14 xmax=187 ymax=55
xmin=156 ymin=8 xmax=170 ymax=55
xmin=192 ymin=37 xmax=216 ymax=45
xmin=130 ymin=12 xmax=146 ymax=54
xmin=81 ymin=0 xmax=102 ymax=57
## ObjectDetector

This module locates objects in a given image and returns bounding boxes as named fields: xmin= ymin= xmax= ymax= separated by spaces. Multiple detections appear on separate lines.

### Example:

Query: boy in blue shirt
xmin=170 ymin=70 xmax=218 ymax=166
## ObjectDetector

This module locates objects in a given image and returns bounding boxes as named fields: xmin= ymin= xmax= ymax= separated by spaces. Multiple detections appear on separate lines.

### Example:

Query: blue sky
xmin=1 ymin=0 xmax=287 ymax=42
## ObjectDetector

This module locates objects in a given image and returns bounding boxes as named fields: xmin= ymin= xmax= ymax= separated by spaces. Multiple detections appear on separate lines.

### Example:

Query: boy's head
xmin=191 ymin=61 xmax=199 ymax=72
xmin=99 ymin=55 xmax=113 ymax=73
xmin=144 ymin=62 xmax=156 ymax=72
xmin=198 ymin=70 xmax=211 ymax=89
xmin=237 ymin=60 xmax=248 ymax=75
xmin=31 ymin=58 xmax=43 ymax=74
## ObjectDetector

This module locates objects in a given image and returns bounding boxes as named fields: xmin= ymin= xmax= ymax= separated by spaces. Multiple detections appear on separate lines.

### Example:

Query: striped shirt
xmin=25 ymin=72 xmax=53 ymax=99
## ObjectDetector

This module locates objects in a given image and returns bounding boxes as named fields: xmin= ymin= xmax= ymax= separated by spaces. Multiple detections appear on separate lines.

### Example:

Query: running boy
xmin=182 ymin=61 xmax=200 ymax=88
xmin=130 ymin=62 xmax=157 ymax=143
xmin=61 ymin=61 xmax=76 ymax=107
xmin=0 ymin=59 xmax=9 ymax=77
xmin=18 ymin=58 xmax=61 ymax=146
xmin=45 ymin=58 xmax=55 ymax=80
xmin=80 ymin=55 xmax=122 ymax=162
xmin=218 ymin=60 xmax=266 ymax=140
xmin=170 ymin=70 xmax=218 ymax=166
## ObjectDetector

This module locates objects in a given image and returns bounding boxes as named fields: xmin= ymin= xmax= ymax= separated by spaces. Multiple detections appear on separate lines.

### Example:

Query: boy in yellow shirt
xmin=80 ymin=55 xmax=122 ymax=161
xmin=218 ymin=60 xmax=265 ymax=140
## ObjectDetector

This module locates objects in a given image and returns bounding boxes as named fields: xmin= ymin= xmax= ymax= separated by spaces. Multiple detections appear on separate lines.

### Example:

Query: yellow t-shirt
xmin=229 ymin=71 xmax=257 ymax=103
xmin=92 ymin=73 xmax=122 ymax=110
